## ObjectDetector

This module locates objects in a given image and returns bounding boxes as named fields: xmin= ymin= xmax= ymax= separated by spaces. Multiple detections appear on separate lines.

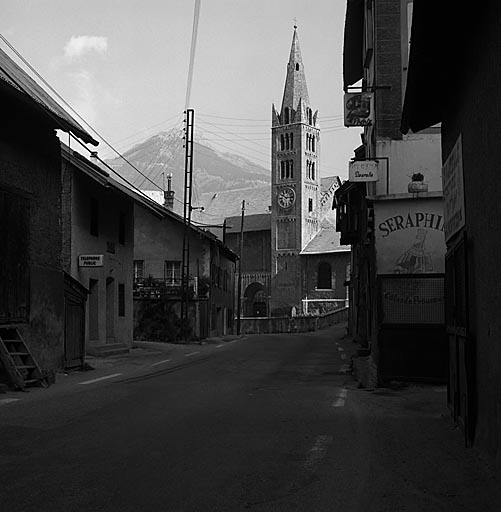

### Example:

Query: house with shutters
xmin=0 ymin=47 xmax=98 ymax=383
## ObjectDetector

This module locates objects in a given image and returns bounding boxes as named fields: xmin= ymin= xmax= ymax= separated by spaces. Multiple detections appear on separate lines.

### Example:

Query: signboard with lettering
xmin=344 ymin=92 xmax=374 ymax=127
xmin=442 ymin=134 xmax=465 ymax=242
xmin=349 ymin=160 xmax=379 ymax=182
xmin=381 ymin=276 xmax=444 ymax=324
xmin=78 ymin=254 xmax=104 ymax=267
xmin=374 ymin=199 xmax=446 ymax=274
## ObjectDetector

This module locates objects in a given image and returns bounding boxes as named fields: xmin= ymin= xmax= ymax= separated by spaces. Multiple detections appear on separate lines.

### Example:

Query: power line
xmin=0 ymin=32 xmax=164 ymax=192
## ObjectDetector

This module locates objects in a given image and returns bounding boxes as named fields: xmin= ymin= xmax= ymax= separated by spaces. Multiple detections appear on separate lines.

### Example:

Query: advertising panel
xmin=374 ymin=199 xmax=446 ymax=274
xmin=442 ymin=134 xmax=465 ymax=242
xmin=343 ymin=92 xmax=374 ymax=127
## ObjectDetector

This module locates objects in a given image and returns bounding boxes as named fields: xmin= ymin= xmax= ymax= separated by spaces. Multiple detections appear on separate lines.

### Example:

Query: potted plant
xmin=408 ymin=172 xmax=428 ymax=193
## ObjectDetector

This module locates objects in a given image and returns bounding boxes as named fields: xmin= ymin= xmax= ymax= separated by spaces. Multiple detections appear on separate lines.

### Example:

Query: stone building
xmin=0 ymin=48 xmax=97 ymax=376
xmin=338 ymin=0 xmax=447 ymax=382
xmin=225 ymin=28 xmax=350 ymax=318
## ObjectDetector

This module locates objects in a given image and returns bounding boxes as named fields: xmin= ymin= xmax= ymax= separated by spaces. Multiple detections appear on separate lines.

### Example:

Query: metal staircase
xmin=0 ymin=327 xmax=46 ymax=390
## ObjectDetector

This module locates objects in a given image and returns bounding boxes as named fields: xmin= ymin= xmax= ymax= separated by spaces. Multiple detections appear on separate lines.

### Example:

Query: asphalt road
xmin=0 ymin=325 xmax=498 ymax=511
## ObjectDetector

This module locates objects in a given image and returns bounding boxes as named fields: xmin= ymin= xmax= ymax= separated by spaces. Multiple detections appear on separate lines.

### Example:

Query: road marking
xmin=0 ymin=398 xmax=20 ymax=405
xmin=304 ymin=435 xmax=333 ymax=472
xmin=337 ymin=347 xmax=344 ymax=352
xmin=216 ymin=344 xmax=224 ymax=348
xmin=333 ymin=388 xmax=348 ymax=407
xmin=184 ymin=351 xmax=200 ymax=357
xmin=151 ymin=359 xmax=171 ymax=366
xmin=79 ymin=373 xmax=122 ymax=385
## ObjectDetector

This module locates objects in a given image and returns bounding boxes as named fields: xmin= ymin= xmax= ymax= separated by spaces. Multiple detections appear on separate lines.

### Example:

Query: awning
xmin=343 ymin=0 xmax=364 ymax=90
xmin=401 ymin=2 xmax=488 ymax=134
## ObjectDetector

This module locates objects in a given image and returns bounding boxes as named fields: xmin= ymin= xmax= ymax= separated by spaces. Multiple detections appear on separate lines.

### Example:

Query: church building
xmin=225 ymin=27 xmax=350 ymax=317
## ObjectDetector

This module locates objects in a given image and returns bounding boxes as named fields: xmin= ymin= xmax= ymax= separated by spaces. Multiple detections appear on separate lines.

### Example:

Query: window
xmin=280 ymin=161 xmax=285 ymax=179
xmin=312 ymin=135 xmax=315 ymax=152
xmin=90 ymin=197 xmax=99 ymax=236
xmin=118 ymin=212 xmax=126 ymax=245
xmin=118 ymin=283 xmax=125 ymax=317
xmin=133 ymin=260 xmax=144 ymax=279
xmin=308 ymin=109 xmax=313 ymax=125
xmin=290 ymin=133 xmax=293 ymax=149
xmin=284 ymin=107 xmax=289 ymax=124
xmin=165 ymin=260 xmax=181 ymax=284
xmin=317 ymin=262 xmax=332 ymax=289
xmin=289 ymin=161 xmax=293 ymax=178
xmin=285 ymin=160 xmax=290 ymax=179
xmin=295 ymin=63 xmax=299 ymax=71
xmin=285 ymin=133 xmax=289 ymax=150
xmin=308 ymin=198 xmax=313 ymax=212
xmin=311 ymin=162 xmax=315 ymax=180
xmin=280 ymin=134 xmax=284 ymax=150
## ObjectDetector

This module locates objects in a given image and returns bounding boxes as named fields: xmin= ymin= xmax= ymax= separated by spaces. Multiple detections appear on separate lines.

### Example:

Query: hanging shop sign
xmin=343 ymin=92 xmax=374 ymax=127
xmin=442 ymin=134 xmax=465 ymax=242
xmin=78 ymin=254 xmax=104 ymax=267
xmin=349 ymin=160 xmax=379 ymax=182
xmin=374 ymin=199 xmax=446 ymax=274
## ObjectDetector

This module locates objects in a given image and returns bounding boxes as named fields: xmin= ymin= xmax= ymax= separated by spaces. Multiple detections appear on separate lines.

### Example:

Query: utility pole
xmin=236 ymin=200 xmax=245 ymax=335
xmin=181 ymin=109 xmax=195 ymax=324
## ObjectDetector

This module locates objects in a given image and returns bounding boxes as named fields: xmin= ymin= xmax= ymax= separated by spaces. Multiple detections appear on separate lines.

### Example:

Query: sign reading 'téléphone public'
xmin=78 ymin=254 xmax=104 ymax=267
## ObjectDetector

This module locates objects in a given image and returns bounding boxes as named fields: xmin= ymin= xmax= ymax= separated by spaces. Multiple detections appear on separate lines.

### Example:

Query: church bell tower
xmin=270 ymin=26 xmax=320 ymax=316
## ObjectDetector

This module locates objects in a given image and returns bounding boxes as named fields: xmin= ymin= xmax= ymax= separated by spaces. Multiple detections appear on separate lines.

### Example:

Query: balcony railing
xmin=133 ymin=277 xmax=198 ymax=299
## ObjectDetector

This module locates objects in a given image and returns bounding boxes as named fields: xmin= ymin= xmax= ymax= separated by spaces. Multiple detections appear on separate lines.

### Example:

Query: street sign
xmin=78 ymin=255 xmax=104 ymax=267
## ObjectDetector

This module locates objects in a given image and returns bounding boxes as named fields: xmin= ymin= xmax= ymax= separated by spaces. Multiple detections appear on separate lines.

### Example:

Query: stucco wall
xmin=67 ymin=169 xmax=134 ymax=348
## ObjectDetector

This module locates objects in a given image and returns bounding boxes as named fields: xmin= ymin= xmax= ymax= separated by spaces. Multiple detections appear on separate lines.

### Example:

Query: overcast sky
xmin=2 ymin=0 xmax=361 ymax=181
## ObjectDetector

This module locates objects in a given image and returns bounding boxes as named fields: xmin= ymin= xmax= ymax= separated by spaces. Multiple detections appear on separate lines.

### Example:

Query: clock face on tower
xmin=278 ymin=186 xmax=296 ymax=209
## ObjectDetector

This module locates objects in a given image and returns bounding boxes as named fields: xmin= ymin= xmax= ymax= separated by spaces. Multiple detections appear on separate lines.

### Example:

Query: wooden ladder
xmin=0 ymin=327 xmax=47 ymax=390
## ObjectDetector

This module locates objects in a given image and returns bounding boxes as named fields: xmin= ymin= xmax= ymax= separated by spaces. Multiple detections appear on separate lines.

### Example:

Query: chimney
xmin=164 ymin=173 xmax=175 ymax=210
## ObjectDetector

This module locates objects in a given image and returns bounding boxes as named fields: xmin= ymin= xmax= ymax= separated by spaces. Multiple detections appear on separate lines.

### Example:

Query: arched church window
xmin=280 ymin=161 xmax=285 ymax=179
xmin=285 ymin=133 xmax=289 ymax=150
xmin=311 ymin=162 xmax=315 ymax=180
xmin=290 ymin=161 xmax=293 ymax=178
xmin=280 ymin=134 xmax=284 ymax=151
xmin=309 ymin=109 xmax=313 ymax=125
xmin=312 ymin=135 xmax=315 ymax=152
xmin=308 ymin=198 xmax=313 ymax=212
xmin=285 ymin=160 xmax=290 ymax=179
xmin=317 ymin=262 xmax=332 ymax=289
xmin=284 ymin=108 xmax=289 ymax=124
xmin=290 ymin=133 xmax=293 ymax=149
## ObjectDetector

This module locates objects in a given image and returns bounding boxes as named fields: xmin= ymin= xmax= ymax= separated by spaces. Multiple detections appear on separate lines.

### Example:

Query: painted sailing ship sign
xmin=374 ymin=200 xmax=446 ymax=274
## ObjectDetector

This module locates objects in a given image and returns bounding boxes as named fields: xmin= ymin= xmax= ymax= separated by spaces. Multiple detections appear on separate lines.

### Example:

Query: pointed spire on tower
xmin=280 ymin=26 xmax=311 ymax=124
